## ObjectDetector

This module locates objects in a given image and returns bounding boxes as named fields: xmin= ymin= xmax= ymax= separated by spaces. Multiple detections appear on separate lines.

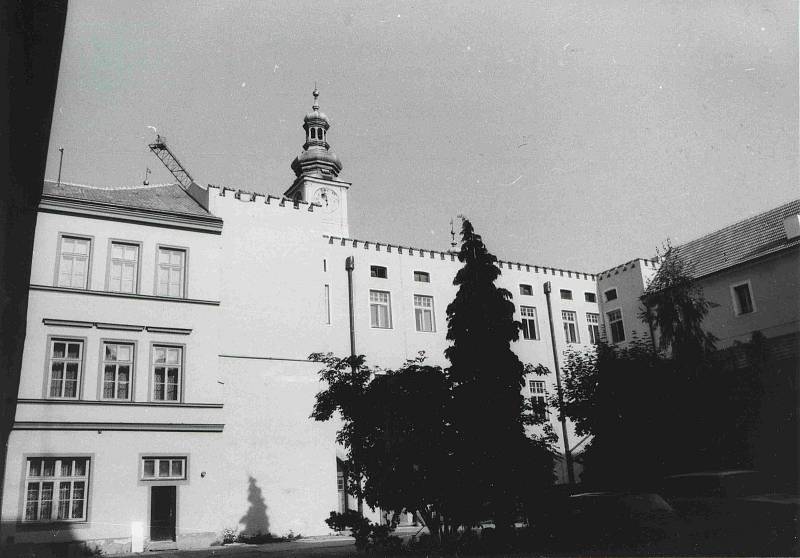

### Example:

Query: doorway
xmin=150 ymin=486 xmax=176 ymax=541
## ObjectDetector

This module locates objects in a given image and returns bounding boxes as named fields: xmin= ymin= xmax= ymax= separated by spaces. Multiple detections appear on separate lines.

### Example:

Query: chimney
xmin=784 ymin=214 xmax=800 ymax=240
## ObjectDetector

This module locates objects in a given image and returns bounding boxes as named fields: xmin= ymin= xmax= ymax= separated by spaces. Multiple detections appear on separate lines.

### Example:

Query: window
xmin=24 ymin=457 xmax=89 ymax=522
xmin=151 ymin=346 xmax=182 ymax=401
xmin=584 ymin=292 xmax=597 ymax=303
xmin=529 ymin=380 xmax=547 ymax=421
xmin=324 ymin=284 xmax=331 ymax=324
xmin=369 ymin=290 xmax=392 ymax=328
xmin=732 ymin=282 xmax=755 ymax=315
xmin=157 ymin=247 xmax=186 ymax=297
xmin=57 ymin=236 xmax=91 ymax=289
xmin=562 ymin=310 xmax=579 ymax=343
xmin=141 ymin=457 xmax=186 ymax=480
xmin=414 ymin=295 xmax=435 ymax=332
xmin=519 ymin=284 xmax=533 ymax=296
xmin=520 ymin=306 xmax=539 ymax=340
xmin=560 ymin=289 xmax=573 ymax=300
xmin=108 ymin=242 xmax=139 ymax=293
xmin=586 ymin=313 xmax=600 ymax=344
xmin=370 ymin=265 xmax=387 ymax=278
xmin=101 ymin=342 xmax=133 ymax=400
xmin=604 ymin=288 xmax=618 ymax=302
xmin=413 ymin=271 xmax=430 ymax=283
xmin=48 ymin=339 xmax=83 ymax=399
xmin=607 ymin=309 xmax=625 ymax=343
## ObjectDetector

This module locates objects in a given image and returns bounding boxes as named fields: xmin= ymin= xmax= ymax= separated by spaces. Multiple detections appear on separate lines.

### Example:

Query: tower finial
xmin=312 ymin=85 xmax=320 ymax=110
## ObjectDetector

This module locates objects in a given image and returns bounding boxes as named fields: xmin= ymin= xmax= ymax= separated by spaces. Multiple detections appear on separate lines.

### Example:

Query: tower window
xmin=310 ymin=128 xmax=316 ymax=139
xmin=370 ymin=265 xmax=387 ymax=279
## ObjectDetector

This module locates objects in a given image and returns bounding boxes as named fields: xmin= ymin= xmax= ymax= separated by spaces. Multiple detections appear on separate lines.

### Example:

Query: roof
xmin=671 ymin=199 xmax=800 ymax=279
xmin=42 ymin=180 xmax=213 ymax=217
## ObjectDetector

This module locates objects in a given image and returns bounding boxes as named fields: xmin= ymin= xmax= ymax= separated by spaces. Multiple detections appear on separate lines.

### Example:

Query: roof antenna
xmin=143 ymin=167 xmax=151 ymax=186
xmin=57 ymin=147 xmax=64 ymax=188
xmin=449 ymin=218 xmax=458 ymax=250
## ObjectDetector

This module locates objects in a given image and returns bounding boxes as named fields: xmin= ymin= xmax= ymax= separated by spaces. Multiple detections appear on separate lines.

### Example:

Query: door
xmin=150 ymin=486 xmax=176 ymax=541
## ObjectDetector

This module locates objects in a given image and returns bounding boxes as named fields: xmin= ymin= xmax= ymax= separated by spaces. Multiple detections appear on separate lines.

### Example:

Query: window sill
xmin=31 ymin=284 xmax=220 ymax=306
xmin=19 ymin=399 xmax=222 ymax=409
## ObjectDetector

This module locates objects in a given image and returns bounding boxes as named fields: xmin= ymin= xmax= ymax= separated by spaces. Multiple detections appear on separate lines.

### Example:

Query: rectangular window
xmin=586 ymin=313 xmax=600 ymax=344
xmin=369 ymin=290 xmax=392 ymax=328
xmin=157 ymin=247 xmax=186 ymax=298
xmin=520 ymin=306 xmax=539 ymax=340
xmin=584 ymin=292 xmax=597 ymax=303
xmin=101 ymin=342 xmax=133 ymax=400
xmin=24 ymin=457 xmax=89 ymax=522
xmin=519 ymin=284 xmax=533 ymax=296
xmin=57 ymin=236 xmax=91 ymax=289
xmin=607 ymin=309 xmax=625 ymax=343
xmin=529 ymin=380 xmax=547 ymax=421
xmin=562 ymin=310 xmax=579 ymax=343
xmin=732 ymin=283 xmax=755 ymax=315
xmin=414 ymin=295 xmax=435 ymax=332
xmin=108 ymin=242 xmax=139 ymax=293
xmin=370 ymin=265 xmax=387 ymax=279
xmin=48 ymin=339 xmax=83 ymax=399
xmin=413 ymin=271 xmax=430 ymax=283
xmin=560 ymin=289 xmax=573 ymax=300
xmin=151 ymin=346 xmax=182 ymax=402
xmin=141 ymin=457 xmax=187 ymax=480
xmin=604 ymin=288 xmax=618 ymax=302
xmin=324 ymin=284 xmax=331 ymax=324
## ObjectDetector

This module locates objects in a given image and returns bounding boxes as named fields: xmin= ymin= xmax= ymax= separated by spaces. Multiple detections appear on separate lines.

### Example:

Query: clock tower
xmin=284 ymin=88 xmax=350 ymax=237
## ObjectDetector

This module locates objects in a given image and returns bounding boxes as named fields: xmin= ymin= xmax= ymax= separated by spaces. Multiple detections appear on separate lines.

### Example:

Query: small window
xmin=57 ymin=236 xmax=91 ymax=289
xmin=324 ymin=284 xmax=331 ymax=324
xmin=519 ymin=284 xmax=533 ymax=296
xmin=520 ymin=306 xmax=539 ymax=340
xmin=323 ymin=259 xmax=327 ymax=272
xmin=732 ymin=282 xmax=755 ymax=315
xmin=157 ymin=247 xmax=186 ymax=298
xmin=584 ymin=292 xmax=597 ymax=303
xmin=369 ymin=290 xmax=392 ymax=328
xmin=48 ymin=339 xmax=83 ymax=399
xmin=370 ymin=265 xmax=387 ymax=279
xmin=560 ymin=289 xmax=573 ymax=300
xmin=529 ymin=380 xmax=547 ymax=421
xmin=607 ymin=309 xmax=625 ymax=343
xmin=24 ymin=457 xmax=89 ymax=522
xmin=101 ymin=342 xmax=133 ymax=400
xmin=604 ymin=289 xmax=618 ymax=302
xmin=562 ymin=310 xmax=579 ymax=343
xmin=310 ymin=128 xmax=317 ymax=139
xmin=586 ymin=313 xmax=600 ymax=344
xmin=151 ymin=345 xmax=182 ymax=401
xmin=414 ymin=295 xmax=435 ymax=332
xmin=108 ymin=242 xmax=139 ymax=293
xmin=141 ymin=457 xmax=187 ymax=480
xmin=414 ymin=271 xmax=430 ymax=283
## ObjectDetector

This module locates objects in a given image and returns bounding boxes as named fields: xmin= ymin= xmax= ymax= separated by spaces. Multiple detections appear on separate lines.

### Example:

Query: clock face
xmin=313 ymin=187 xmax=340 ymax=213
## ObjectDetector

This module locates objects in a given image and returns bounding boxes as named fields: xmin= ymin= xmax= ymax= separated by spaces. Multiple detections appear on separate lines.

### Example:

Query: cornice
xmin=13 ymin=421 xmax=224 ymax=432
xmin=31 ymin=284 xmax=220 ymax=306
xmin=39 ymin=194 xmax=223 ymax=234
xmin=17 ymin=398 xmax=222 ymax=409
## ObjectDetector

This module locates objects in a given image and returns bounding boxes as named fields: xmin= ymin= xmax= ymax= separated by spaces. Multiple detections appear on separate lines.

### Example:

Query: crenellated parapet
xmin=207 ymin=184 xmax=321 ymax=212
xmin=596 ymin=257 xmax=660 ymax=281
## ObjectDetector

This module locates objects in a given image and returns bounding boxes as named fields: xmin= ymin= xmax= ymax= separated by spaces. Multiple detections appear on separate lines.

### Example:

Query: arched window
xmin=310 ymin=128 xmax=316 ymax=139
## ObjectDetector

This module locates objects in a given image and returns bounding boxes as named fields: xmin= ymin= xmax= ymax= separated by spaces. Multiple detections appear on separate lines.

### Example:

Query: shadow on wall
xmin=239 ymin=476 xmax=270 ymax=536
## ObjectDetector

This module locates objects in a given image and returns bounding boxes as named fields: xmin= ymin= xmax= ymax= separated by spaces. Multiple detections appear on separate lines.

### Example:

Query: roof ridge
xmin=44 ymin=179 xmax=177 ymax=191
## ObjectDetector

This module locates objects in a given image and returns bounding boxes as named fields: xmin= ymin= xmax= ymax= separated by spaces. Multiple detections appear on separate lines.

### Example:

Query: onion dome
xmin=292 ymin=88 xmax=343 ymax=178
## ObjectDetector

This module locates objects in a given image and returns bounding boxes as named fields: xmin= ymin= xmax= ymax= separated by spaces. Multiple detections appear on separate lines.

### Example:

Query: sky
xmin=44 ymin=0 xmax=798 ymax=273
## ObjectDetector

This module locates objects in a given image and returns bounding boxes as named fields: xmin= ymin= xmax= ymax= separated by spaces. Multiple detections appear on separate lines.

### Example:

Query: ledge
xmin=31 ymin=285 xmax=220 ymax=306
xmin=17 ymin=398 xmax=223 ymax=408
xmin=13 ymin=421 xmax=224 ymax=432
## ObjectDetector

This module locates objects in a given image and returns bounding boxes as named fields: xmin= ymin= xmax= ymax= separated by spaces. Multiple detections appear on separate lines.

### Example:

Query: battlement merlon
xmin=208 ymin=184 xmax=322 ymax=212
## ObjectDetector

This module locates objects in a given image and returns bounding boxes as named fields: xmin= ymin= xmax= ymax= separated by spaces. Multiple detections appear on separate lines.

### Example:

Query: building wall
xmin=596 ymin=258 xmax=660 ymax=347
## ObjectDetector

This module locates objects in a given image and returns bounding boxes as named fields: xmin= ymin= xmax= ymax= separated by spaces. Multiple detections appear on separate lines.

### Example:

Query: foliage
xmin=324 ymin=511 xmax=401 ymax=553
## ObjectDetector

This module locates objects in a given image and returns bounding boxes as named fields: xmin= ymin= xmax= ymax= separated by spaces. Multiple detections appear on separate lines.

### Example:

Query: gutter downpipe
xmin=544 ymin=281 xmax=575 ymax=485
xmin=344 ymin=256 xmax=364 ymax=514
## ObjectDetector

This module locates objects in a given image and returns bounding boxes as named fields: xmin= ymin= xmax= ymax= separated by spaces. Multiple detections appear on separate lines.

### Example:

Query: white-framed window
xmin=586 ymin=313 xmax=601 ymax=345
xmin=101 ymin=342 xmax=133 ymax=400
xmin=156 ymin=247 xmax=186 ymax=298
xmin=731 ymin=281 xmax=756 ymax=315
xmin=57 ymin=236 xmax=91 ymax=289
xmin=47 ymin=339 xmax=83 ymax=399
xmin=607 ymin=309 xmax=625 ymax=343
xmin=414 ymin=294 xmax=435 ymax=332
xmin=520 ymin=306 xmax=539 ymax=340
xmin=369 ymin=290 xmax=392 ymax=328
xmin=151 ymin=345 xmax=182 ymax=401
xmin=141 ymin=457 xmax=186 ymax=480
xmin=108 ymin=242 xmax=139 ymax=293
xmin=604 ymin=288 xmax=618 ymax=302
xmin=529 ymin=379 xmax=547 ymax=421
xmin=23 ymin=457 xmax=89 ymax=522
xmin=560 ymin=289 xmax=573 ymax=300
xmin=519 ymin=284 xmax=533 ymax=296
xmin=324 ymin=284 xmax=331 ymax=324
xmin=562 ymin=310 xmax=579 ymax=343
xmin=370 ymin=265 xmax=387 ymax=279
xmin=584 ymin=292 xmax=597 ymax=303
xmin=413 ymin=271 xmax=430 ymax=283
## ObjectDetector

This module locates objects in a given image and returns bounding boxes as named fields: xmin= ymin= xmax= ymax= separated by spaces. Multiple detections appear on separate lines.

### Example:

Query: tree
xmin=444 ymin=218 xmax=546 ymax=534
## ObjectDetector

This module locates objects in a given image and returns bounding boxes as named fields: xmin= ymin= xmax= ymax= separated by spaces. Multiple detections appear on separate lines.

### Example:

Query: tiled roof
xmin=42 ymin=180 xmax=212 ymax=217
xmin=670 ymin=199 xmax=800 ymax=279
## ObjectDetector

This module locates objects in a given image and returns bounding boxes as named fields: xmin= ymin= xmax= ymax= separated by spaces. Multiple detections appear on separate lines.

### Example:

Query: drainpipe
xmin=344 ymin=256 xmax=363 ymax=514
xmin=543 ymin=281 xmax=575 ymax=485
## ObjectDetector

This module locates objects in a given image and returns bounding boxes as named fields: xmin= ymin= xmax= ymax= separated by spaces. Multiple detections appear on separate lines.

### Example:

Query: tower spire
xmin=290 ymin=87 xmax=343 ymax=179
